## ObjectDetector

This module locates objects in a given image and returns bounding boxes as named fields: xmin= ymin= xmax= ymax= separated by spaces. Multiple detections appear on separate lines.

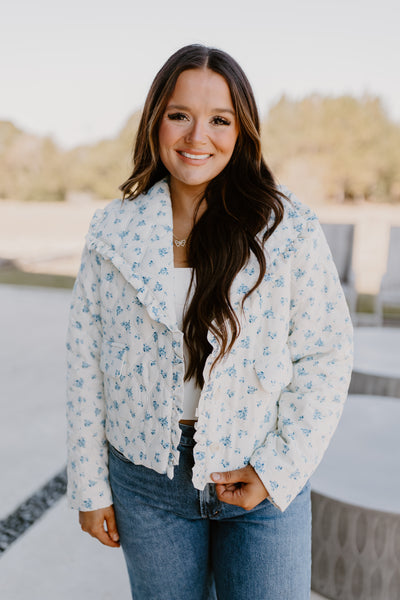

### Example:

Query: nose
xmin=184 ymin=119 xmax=207 ymax=145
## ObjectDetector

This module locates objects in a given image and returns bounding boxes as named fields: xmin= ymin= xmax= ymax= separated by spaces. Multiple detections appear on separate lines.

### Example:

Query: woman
xmin=66 ymin=44 xmax=353 ymax=599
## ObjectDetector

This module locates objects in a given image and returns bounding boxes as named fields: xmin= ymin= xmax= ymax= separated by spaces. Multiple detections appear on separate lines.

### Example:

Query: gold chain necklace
xmin=173 ymin=233 xmax=187 ymax=247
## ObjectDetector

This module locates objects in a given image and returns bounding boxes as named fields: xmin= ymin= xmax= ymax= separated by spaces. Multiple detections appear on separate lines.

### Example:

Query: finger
xmin=215 ymin=484 xmax=247 ymax=507
xmin=105 ymin=508 xmax=120 ymax=543
xmin=215 ymin=482 xmax=245 ymax=498
xmin=221 ymin=483 xmax=237 ymax=493
xmin=211 ymin=466 xmax=251 ymax=485
xmin=80 ymin=515 xmax=120 ymax=548
xmin=92 ymin=524 xmax=120 ymax=548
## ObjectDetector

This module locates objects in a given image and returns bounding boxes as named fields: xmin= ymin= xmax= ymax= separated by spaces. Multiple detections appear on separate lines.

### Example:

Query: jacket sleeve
xmin=249 ymin=211 xmax=354 ymax=512
xmin=66 ymin=240 xmax=113 ymax=511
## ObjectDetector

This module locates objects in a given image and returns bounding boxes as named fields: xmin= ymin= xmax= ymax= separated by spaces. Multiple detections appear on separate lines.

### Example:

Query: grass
xmin=357 ymin=294 xmax=400 ymax=324
xmin=0 ymin=268 xmax=75 ymax=289
xmin=356 ymin=294 xmax=376 ymax=313
xmin=1 ymin=268 xmax=399 ymax=324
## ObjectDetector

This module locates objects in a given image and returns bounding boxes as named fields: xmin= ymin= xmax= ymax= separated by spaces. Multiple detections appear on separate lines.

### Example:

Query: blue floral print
xmin=66 ymin=178 xmax=353 ymax=512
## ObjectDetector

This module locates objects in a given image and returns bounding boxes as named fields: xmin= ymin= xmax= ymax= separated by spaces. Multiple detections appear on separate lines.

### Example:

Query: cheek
xmin=217 ymin=131 xmax=239 ymax=157
xmin=158 ymin=125 xmax=176 ymax=169
xmin=158 ymin=121 xmax=179 ymax=152
xmin=158 ymin=122 xmax=169 ymax=150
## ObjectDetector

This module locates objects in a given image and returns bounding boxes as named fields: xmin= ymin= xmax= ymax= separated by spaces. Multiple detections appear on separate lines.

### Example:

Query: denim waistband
xmin=178 ymin=422 xmax=196 ymax=447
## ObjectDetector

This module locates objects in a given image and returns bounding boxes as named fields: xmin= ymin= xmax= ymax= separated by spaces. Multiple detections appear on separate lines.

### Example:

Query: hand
xmin=210 ymin=465 xmax=270 ymax=511
xmin=79 ymin=504 xmax=120 ymax=548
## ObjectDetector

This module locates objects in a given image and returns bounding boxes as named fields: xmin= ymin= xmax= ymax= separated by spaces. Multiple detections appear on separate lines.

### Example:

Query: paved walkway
xmin=311 ymin=394 xmax=400 ymax=511
xmin=0 ymin=498 xmax=130 ymax=599
xmin=5 ymin=283 xmax=389 ymax=599
xmin=0 ymin=285 xmax=70 ymax=519
xmin=353 ymin=326 xmax=400 ymax=378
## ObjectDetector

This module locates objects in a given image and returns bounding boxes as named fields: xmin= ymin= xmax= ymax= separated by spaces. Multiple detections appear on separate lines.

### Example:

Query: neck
xmin=168 ymin=177 xmax=207 ymax=222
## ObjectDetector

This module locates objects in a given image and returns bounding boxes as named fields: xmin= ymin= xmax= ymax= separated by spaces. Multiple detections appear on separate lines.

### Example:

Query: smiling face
xmin=158 ymin=68 xmax=239 ymax=198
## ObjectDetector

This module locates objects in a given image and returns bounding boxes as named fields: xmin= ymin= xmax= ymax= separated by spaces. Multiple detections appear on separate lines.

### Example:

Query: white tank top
xmin=173 ymin=267 xmax=201 ymax=421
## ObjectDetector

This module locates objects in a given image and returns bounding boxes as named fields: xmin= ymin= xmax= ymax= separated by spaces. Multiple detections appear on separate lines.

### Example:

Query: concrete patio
xmin=0 ymin=283 xmax=398 ymax=599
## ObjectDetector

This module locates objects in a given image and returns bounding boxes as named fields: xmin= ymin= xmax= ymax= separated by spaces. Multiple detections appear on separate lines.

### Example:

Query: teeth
xmin=180 ymin=151 xmax=211 ymax=160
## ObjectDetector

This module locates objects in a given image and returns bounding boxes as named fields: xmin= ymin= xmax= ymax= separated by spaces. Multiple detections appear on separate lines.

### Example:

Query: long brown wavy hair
xmin=119 ymin=44 xmax=287 ymax=387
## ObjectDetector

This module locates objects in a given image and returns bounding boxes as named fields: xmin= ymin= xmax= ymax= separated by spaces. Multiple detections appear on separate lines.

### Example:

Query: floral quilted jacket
xmin=66 ymin=178 xmax=353 ymax=512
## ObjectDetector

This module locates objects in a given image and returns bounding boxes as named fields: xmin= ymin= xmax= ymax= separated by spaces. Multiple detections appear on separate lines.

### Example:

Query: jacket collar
xmin=85 ymin=177 xmax=274 ymax=335
xmin=86 ymin=178 xmax=179 ymax=331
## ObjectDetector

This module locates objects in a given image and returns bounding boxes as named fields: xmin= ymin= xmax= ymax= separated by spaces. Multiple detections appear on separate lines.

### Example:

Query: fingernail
xmin=112 ymin=533 xmax=119 ymax=541
xmin=211 ymin=472 xmax=221 ymax=481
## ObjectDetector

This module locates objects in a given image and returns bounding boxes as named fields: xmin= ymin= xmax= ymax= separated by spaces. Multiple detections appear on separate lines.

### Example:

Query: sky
xmin=0 ymin=0 xmax=399 ymax=149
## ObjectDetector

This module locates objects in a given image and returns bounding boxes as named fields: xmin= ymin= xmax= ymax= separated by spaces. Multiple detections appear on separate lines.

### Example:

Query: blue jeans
xmin=109 ymin=423 xmax=311 ymax=600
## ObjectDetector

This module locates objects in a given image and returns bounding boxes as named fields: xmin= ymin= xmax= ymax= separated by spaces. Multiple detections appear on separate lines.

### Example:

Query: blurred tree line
xmin=0 ymin=93 xmax=399 ymax=203
xmin=261 ymin=94 xmax=400 ymax=203
xmin=0 ymin=112 xmax=141 ymax=203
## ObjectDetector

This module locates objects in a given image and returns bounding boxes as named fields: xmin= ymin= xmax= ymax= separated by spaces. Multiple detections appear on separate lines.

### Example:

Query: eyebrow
xmin=166 ymin=104 xmax=235 ymax=116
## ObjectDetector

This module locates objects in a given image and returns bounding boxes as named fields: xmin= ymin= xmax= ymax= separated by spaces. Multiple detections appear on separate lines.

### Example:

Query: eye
xmin=212 ymin=116 xmax=231 ymax=126
xmin=167 ymin=112 xmax=188 ymax=121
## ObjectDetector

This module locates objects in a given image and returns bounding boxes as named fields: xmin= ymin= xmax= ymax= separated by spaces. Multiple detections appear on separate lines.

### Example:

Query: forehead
xmin=168 ymin=68 xmax=234 ymax=110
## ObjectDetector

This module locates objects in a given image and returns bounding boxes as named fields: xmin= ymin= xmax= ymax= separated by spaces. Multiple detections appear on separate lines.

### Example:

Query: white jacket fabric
xmin=66 ymin=178 xmax=353 ymax=512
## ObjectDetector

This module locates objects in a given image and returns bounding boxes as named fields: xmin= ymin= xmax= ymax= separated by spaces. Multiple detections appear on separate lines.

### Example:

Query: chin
xmin=175 ymin=174 xmax=212 ymax=188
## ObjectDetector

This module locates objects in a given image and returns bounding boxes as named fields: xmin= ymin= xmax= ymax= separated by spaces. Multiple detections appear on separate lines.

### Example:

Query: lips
xmin=177 ymin=151 xmax=212 ymax=160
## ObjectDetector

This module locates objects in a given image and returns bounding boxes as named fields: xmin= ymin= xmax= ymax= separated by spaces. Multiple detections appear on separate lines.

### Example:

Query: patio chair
xmin=320 ymin=223 xmax=357 ymax=316
xmin=376 ymin=226 xmax=400 ymax=322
